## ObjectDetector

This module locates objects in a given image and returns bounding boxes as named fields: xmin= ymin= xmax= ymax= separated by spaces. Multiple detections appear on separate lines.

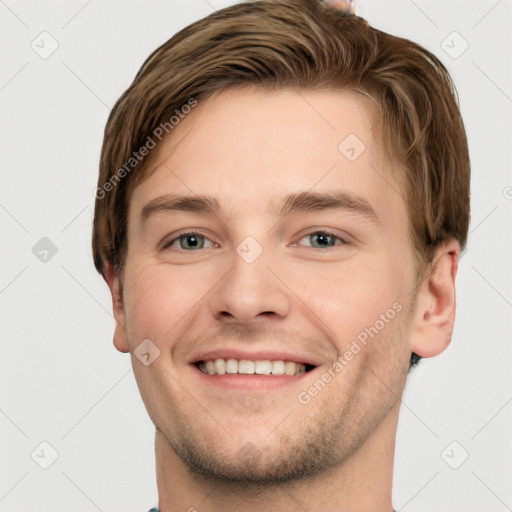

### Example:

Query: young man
xmin=92 ymin=1 xmax=470 ymax=510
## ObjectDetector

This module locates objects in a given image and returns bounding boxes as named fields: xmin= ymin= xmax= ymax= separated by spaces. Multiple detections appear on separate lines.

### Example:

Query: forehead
xmin=128 ymin=87 xmax=403 ymax=228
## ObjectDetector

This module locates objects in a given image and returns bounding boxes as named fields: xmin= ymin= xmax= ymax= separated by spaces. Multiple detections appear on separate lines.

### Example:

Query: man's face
xmin=118 ymin=88 xmax=418 ymax=482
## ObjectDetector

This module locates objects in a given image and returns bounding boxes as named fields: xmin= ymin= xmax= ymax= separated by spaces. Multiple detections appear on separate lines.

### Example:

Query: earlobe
xmin=103 ymin=262 xmax=130 ymax=354
xmin=112 ymin=324 xmax=130 ymax=353
xmin=410 ymin=239 xmax=461 ymax=358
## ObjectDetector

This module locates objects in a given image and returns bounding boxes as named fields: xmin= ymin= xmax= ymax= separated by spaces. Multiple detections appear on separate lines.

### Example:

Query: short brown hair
xmin=92 ymin=0 xmax=470 ymax=281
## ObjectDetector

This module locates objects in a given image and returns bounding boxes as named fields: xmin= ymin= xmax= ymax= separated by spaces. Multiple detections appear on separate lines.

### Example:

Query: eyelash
xmin=162 ymin=230 xmax=350 ymax=251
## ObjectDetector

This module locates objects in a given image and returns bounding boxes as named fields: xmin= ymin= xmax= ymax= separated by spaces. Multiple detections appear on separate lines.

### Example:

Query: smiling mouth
xmin=196 ymin=358 xmax=317 ymax=376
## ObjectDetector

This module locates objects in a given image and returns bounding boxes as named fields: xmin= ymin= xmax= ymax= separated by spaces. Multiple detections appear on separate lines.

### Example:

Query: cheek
xmin=300 ymin=256 xmax=407 ymax=340
xmin=122 ymin=260 xmax=215 ymax=343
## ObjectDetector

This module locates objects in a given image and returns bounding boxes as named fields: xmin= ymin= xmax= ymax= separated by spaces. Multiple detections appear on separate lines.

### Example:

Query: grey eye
xmin=178 ymin=234 xmax=205 ymax=250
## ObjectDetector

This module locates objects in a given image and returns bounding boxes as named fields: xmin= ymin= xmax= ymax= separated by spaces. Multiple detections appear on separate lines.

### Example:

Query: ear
xmin=103 ymin=262 xmax=130 ymax=353
xmin=410 ymin=238 xmax=461 ymax=358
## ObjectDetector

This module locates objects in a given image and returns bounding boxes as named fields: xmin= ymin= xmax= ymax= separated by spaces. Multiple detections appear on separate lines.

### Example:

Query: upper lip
xmin=188 ymin=348 xmax=324 ymax=367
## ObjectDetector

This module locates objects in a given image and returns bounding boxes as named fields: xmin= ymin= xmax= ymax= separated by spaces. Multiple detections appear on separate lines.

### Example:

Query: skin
xmin=104 ymin=88 xmax=460 ymax=511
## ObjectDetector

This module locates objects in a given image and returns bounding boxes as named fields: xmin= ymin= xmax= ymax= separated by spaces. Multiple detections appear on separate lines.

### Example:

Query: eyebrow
xmin=273 ymin=190 xmax=381 ymax=225
xmin=141 ymin=194 xmax=220 ymax=221
xmin=141 ymin=191 xmax=381 ymax=225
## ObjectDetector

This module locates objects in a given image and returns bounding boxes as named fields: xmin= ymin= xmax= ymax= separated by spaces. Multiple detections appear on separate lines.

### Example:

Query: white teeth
xmin=206 ymin=361 xmax=215 ymax=375
xmin=225 ymin=358 xmax=238 ymax=374
xmin=238 ymin=360 xmax=255 ymax=374
xmin=255 ymin=360 xmax=272 ymax=375
xmin=214 ymin=358 xmax=226 ymax=375
xmin=198 ymin=358 xmax=308 ymax=376
xmin=271 ymin=360 xmax=285 ymax=375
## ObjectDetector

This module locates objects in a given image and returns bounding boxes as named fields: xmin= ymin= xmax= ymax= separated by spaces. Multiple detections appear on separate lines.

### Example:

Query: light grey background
xmin=1 ymin=0 xmax=511 ymax=511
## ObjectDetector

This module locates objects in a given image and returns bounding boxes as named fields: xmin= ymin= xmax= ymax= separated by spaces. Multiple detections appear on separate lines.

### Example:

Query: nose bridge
xmin=209 ymin=237 xmax=290 ymax=323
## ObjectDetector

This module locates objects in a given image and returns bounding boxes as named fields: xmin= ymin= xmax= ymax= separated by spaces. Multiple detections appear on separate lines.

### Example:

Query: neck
xmin=154 ymin=400 xmax=400 ymax=512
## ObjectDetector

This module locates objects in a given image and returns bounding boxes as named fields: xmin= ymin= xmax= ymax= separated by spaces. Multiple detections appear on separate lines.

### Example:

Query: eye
xmin=162 ymin=231 xmax=216 ymax=251
xmin=296 ymin=231 xmax=349 ymax=249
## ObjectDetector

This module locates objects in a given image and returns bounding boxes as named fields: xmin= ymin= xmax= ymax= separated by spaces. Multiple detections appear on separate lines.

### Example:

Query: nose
xmin=208 ymin=244 xmax=291 ymax=325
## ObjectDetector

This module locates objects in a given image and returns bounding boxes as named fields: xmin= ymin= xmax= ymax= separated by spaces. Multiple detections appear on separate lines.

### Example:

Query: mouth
xmin=195 ymin=358 xmax=317 ymax=376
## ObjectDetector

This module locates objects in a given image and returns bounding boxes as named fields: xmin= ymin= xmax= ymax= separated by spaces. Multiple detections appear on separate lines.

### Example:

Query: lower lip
xmin=190 ymin=364 xmax=314 ymax=390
